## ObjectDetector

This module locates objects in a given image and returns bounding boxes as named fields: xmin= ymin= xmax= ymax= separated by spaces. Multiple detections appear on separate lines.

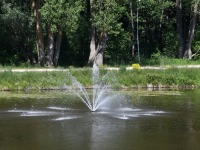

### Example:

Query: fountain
xmin=64 ymin=63 xmax=125 ymax=112
xmin=5 ymin=63 xmax=167 ymax=121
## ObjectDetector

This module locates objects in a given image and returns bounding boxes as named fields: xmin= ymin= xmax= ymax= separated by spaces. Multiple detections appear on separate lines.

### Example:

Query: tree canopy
xmin=0 ymin=0 xmax=200 ymax=67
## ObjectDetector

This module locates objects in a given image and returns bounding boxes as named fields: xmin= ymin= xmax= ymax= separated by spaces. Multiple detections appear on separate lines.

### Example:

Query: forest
xmin=0 ymin=0 xmax=200 ymax=67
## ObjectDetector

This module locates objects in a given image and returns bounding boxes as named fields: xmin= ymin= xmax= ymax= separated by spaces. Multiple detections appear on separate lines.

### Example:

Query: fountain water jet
xmin=65 ymin=63 xmax=124 ymax=112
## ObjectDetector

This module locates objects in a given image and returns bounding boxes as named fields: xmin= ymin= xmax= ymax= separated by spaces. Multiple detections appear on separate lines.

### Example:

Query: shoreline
xmin=0 ymin=84 xmax=196 ymax=92
xmin=0 ymin=66 xmax=200 ymax=91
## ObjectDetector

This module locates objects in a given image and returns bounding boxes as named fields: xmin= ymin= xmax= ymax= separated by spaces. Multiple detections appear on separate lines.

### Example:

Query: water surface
xmin=0 ymin=90 xmax=200 ymax=150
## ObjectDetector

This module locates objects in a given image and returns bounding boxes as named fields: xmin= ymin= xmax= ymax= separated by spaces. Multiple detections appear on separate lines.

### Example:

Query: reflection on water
xmin=0 ymin=90 xmax=200 ymax=150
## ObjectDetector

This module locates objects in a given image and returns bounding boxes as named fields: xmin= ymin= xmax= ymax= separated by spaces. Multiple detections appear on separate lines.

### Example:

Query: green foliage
xmin=0 ymin=0 xmax=35 ymax=65
xmin=92 ymin=0 xmax=124 ymax=34
xmin=40 ymin=0 xmax=83 ymax=33
xmin=0 ymin=0 xmax=200 ymax=66
xmin=105 ymin=31 xmax=132 ymax=65
xmin=193 ymin=25 xmax=200 ymax=60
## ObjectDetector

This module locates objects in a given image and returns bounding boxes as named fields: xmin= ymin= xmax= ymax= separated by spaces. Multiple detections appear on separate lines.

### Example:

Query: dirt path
xmin=0 ymin=65 xmax=200 ymax=72
xmin=108 ymin=65 xmax=200 ymax=70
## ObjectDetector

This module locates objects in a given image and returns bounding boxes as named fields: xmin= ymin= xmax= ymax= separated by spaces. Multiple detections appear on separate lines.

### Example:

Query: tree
xmin=32 ymin=0 xmax=45 ymax=66
xmin=88 ymin=0 xmax=124 ymax=66
xmin=184 ymin=0 xmax=199 ymax=59
xmin=53 ymin=26 xmax=62 ymax=67
xmin=40 ymin=0 xmax=83 ymax=66
xmin=0 ymin=0 xmax=36 ymax=65
xmin=1 ymin=0 xmax=200 ymax=67
xmin=129 ymin=0 xmax=173 ymax=58
xmin=47 ymin=22 xmax=54 ymax=66
xmin=129 ymin=0 xmax=135 ymax=57
xmin=88 ymin=0 xmax=96 ymax=66
xmin=175 ymin=0 xmax=199 ymax=59
xmin=176 ymin=0 xmax=184 ymax=58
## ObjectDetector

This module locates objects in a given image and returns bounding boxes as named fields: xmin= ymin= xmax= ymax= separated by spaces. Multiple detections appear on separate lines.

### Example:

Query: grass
xmin=116 ymin=68 xmax=200 ymax=87
xmin=0 ymin=67 xmax=200 ymax=91
xmin=0 ymin=71 xmax=67 ymax=90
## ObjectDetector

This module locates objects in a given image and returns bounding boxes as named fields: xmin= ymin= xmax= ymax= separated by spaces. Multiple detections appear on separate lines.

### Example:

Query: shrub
xmin=132 ymin=64 xmax=141 ymax=70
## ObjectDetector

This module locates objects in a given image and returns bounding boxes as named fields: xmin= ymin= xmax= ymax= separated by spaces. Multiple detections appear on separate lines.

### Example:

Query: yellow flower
xmin=132 ymin=64 xmax=141 ymax=70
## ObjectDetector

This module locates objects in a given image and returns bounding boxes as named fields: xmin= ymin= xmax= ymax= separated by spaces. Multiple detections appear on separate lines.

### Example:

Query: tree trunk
xmin=184 ymin=1 xmax=199 ymax=59
xmin=53 ymin=26 xmax=62 ymax=67
xmin=158 ymin=5 xmax=164 ymax=51
xmin=88 ymin=26 xmax=97 ymax=65
xmin=95 ymin=31 xmax=107 ymax=66
xmin=47 ymin=22 xmax=54 ymax=66
xmin=88 ymin=0 xmax=107 ymax=66
xmin=130 ymin=0 xmax=135 ymax=57
xmin=25 ymin=41 xmax=37 ymax=65
xmin=176 ymin=0 xmax=184 ymax=58
xmin=33 ymin=0 xmax=45 ymax=66
xmin=88 ymin=0 xmax=97 ymax=66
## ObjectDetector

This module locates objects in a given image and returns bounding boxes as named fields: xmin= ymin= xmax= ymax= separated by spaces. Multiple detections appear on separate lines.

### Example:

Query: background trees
xmin=176 ymin=0 xmax=199 ymax=59
xmin=40 ymin=0 xmax=83 ymax=66
xmin=0 ymin=0 xmax=200 ymax=67
xmin=0 ymin=0 xmax=35 ymax=65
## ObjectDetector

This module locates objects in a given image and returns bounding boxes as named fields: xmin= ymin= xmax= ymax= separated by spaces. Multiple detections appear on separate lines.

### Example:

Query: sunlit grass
xmin=0 ymin=67 xmax=200 ymax=91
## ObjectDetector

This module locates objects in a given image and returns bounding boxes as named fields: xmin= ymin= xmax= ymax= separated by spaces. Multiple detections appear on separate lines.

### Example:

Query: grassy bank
xmin=0 ymin=67 xmax=200 ymax=91
xmin=116 ymin=68 xmax=200 ymax=89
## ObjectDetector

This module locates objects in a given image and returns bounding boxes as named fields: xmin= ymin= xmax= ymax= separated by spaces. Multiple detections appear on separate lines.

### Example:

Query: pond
xmin=0 ymin=89 xmax=200 ymax=150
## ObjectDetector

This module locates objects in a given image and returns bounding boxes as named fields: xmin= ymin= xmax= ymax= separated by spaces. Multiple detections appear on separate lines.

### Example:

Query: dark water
xmin=0 ymin=90 xmax=200 ymax=150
